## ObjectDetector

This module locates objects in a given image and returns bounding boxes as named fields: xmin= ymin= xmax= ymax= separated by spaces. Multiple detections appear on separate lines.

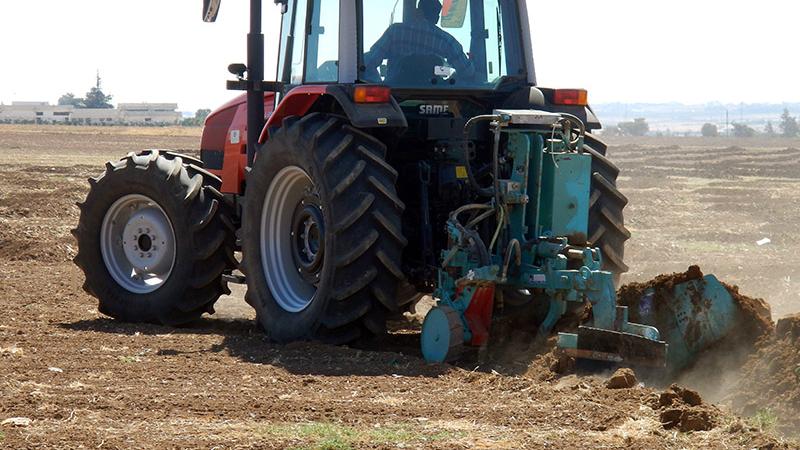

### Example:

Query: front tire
xmin=73 ymin=151 xmax=236 ymax=325
xmin=241 ymin=113 xmax=408 ymax=343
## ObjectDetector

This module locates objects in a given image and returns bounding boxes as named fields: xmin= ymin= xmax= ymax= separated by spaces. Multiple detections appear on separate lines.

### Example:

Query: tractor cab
xmin=276 ymin=0 xmax=529 ymax=90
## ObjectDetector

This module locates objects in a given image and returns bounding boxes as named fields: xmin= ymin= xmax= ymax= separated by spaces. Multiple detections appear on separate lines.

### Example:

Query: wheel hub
xmin=291 ymin=200 xmax=325 ymax=283
xmin=101 ymin=194 xmax=176 ymax=294
xmin=121 ymin=207 xmax=172 ymax=273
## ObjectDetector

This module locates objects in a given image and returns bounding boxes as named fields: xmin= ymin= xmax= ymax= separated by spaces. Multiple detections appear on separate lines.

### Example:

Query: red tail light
xmin=353 ymin=86 xmax=392 ymax=104
xmin=553 ymin=89 xmax=589 ymax=106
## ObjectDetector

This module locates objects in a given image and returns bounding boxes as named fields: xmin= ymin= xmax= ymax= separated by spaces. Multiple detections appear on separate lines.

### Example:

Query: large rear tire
xmin=584 ymin=133 xmax=630 ymax=284
xmin=241 ymin=113 xmax=408 ymax=343
xmin=73 ymin=151 xmax=237 ymax=325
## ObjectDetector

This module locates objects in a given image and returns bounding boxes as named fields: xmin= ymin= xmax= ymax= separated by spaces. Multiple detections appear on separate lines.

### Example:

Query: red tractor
xmin=75 ymin=0 xmax=637 ymax=361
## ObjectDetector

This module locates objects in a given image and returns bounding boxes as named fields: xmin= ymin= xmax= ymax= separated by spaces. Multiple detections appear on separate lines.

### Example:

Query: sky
xmin=1 ymin=1 xmax=798 ymax=112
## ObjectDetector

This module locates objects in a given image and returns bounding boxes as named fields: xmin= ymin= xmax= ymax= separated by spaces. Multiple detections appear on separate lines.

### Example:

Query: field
xmin=1 ymin=125 xmax=798 ymax=449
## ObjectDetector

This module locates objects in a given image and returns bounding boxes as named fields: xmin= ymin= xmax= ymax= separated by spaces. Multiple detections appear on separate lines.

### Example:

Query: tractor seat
xmin=386 ymin=54 xmax=444 ymax=86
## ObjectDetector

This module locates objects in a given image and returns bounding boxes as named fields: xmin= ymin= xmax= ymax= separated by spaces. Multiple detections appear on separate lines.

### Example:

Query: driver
xmin=363 ymin=0 xmax=474 ymax=82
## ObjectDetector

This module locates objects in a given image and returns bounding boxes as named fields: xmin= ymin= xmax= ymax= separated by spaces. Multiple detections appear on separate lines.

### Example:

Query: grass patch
xmin=750 ymin=408 xmax=778 ymax=433
xmin=258 ymin=421 xmax=461 ymax=449
xmin=117 ymin=356 xmax=140 ymax=363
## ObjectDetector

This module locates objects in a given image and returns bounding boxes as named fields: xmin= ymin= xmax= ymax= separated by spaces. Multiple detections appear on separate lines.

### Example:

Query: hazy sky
xmin=1 ymin=1 xmax=798 ymax=112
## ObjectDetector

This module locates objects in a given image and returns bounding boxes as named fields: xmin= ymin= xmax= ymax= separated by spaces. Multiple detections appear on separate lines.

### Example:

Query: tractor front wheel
xmin=73 ymin=151 xmax=237 ymax=325
xmin=241 ymin=113 xmax=408 ymax=343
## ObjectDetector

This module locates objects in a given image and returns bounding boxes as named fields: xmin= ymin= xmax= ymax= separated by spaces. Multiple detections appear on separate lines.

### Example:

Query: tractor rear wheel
xmin=73 ymin=150 xmax=237 ymax=325
xmin=585 ymin=133 xmax=630 ymax=284
xmin=241 ymin=113 xmax=408 ymax=343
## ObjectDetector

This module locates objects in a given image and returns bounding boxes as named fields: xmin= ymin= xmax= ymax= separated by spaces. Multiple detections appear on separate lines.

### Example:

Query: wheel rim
xmin=261 ymin=166 xmax=322 ymax=313
xmin=100 ymin=194 xmax=176 ymax=294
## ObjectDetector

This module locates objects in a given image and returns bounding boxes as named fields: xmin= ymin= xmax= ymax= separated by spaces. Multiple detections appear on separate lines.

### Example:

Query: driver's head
xmin=417 ymin=0 xmax=442 ymax=24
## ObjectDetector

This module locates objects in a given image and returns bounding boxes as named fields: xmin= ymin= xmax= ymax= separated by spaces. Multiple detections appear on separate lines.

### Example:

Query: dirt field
xmin=1 ymin=125 xmax=798 ymax=449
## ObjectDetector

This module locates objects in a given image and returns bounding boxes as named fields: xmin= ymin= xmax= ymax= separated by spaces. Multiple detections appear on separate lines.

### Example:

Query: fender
xmin=201 ymin=92 xmax=276 ymax=193
xmin=258 ymin=84 xmax=408 ymax=144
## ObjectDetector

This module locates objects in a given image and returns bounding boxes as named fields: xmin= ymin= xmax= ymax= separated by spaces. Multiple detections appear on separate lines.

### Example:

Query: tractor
xmin=73 ymin=0 xmax=738 ymax=366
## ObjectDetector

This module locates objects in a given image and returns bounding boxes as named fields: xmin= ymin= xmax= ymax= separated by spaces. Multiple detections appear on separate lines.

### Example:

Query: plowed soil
xmin=1 ymin=126 xmax=798 ymax=448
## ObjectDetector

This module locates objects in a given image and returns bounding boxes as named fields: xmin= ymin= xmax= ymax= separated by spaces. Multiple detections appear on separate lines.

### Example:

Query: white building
xmin=0 ymin=101 xmax=182 ymax=125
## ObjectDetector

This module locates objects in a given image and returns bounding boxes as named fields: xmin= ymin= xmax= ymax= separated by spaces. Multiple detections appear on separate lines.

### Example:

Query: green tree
xmin=58 ymin=92 xmax=84 ymax=108
xmin=195 ymin=108 xmax=211 ymax=123
xmin=84 ymin=86 xmax=113 ymax=109
xmin=83 ymin=73 xmax=113 ymax=109
xmin=779 ymin=108 xmax=799 ymax=137
xmin=701 ymin=123 xmax=718 ymax=137
xmin=732 ymin=122 xmax=756 ymax=138
xmin=764 ymin=121 xmax=776 ymax=136
xmin=181 ymin=108 xmax=213 ymax=127
xmin=617 ymin=117 xmax=649 ymax=137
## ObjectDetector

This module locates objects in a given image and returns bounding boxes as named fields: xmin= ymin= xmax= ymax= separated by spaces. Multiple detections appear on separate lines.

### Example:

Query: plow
xmin=419 ymin=109 xmax=741 ymax=370
xmin=73 ymin=0 xmax=745 ymax=372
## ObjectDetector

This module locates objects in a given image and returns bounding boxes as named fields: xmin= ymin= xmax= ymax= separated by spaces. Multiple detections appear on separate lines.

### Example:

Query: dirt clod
xmin=606 ymin=367 xmax=638 ymax=389
xmin=652 ymin=385 xmax=717 ymax=432
xmin=775 ymin=313 xmax=800 ymax=340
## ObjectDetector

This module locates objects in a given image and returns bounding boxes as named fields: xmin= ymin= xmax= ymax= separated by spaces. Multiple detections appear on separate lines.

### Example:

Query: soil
xmin=0 ymin=126 xmax=798 ymax=448
xmin=731 ymin=314 xmax=800 ymax=435
xmin=648 ymin=384 xmax=719 ymax=432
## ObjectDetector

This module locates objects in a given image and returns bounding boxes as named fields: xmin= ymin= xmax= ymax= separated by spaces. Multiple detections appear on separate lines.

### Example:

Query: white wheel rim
xmin=100 ymin=194 xmax=176 ymax=294
xmin=260 ymin=166 xmax=320 ymax=312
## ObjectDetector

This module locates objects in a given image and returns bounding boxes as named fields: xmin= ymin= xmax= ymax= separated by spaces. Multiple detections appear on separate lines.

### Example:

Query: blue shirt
xmin=364 ymin=19 xmax=474 ymax=79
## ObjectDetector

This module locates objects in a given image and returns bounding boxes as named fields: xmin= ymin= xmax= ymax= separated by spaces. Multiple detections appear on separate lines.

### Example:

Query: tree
xmin=701 ymin=123 xmax=718 ymax=137
xmin=84 ymin=86 xmax=113 ymax=109
xmin=181 ymin=108 xmax=213 ymax=127
xmin=58 ymin=73 xmax=114 ymax=109
xmin=731 ymin=122 xmax=756 ymax=138
xmin=617 ymin=117 xmax=649 ymax=136
xmin=58 ymin=93 xmax=84 ymax=108
xmin=779 ymin=108 xmax=799 ymax=137
xmin=83 ymin=72 xmax=113 ymax=109
xmin=764 ymin=121 xmax=776 ymax=136
xmin=195 ymin=109 xmax=211 ymax=123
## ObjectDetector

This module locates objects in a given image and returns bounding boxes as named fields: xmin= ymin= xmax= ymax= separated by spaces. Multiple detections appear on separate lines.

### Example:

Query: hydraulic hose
xmin=462 ymin=115 xmax=500 ymax=198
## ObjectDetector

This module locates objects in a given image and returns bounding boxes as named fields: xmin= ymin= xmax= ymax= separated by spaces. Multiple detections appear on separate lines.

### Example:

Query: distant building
xmin=0 ymin=101 xmax=182 ymax=125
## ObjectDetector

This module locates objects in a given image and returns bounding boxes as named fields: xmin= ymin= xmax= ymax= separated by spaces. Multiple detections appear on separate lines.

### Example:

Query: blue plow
xmin=420 ymin=110 xmax=740 ymax=371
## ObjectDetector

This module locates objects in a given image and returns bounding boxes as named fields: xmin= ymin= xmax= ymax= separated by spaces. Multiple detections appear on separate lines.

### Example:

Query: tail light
xmin=353 ymin=86 xmax=392 ymax=104
xmin=553 ymin=89 xmax=589 ymax=106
